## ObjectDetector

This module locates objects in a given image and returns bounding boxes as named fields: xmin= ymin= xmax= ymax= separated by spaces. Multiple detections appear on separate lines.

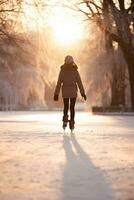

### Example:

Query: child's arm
xmin=54 ymin=71 xmax=62 ymax=100
xmin=76 ymin=71 xmax=86 ymax=100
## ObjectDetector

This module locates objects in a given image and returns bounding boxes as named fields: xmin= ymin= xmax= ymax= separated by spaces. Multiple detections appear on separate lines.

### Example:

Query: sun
xmin=52 ymin=19 xmax=83 ymax=45
xmin=48 ymin=9 xmax=84 ymax=45
xmin=22 ymin=4 xmax=84 ymax=45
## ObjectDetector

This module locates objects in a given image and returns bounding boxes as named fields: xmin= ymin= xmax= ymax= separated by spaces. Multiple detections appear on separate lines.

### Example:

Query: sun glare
xmin=22 ymin=4 xmax=84 ymax=45
xmin=51 ymin=19 xmax=83 ymax=45
xmin=48 ymin=8 xmax=84 ymax=45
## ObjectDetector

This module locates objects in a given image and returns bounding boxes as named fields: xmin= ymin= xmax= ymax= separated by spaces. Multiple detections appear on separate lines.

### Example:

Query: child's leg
xmin=63 ymin=98 xmax=69 ymax=120
xmin=70 ymin=98 xmax=76 ymax=121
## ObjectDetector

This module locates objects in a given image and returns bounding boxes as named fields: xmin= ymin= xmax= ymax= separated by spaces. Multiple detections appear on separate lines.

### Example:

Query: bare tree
xmin=65 ymin=0 xmax=134 ymax=108
xmin=0 ymin=0 xmax=45 ymax=70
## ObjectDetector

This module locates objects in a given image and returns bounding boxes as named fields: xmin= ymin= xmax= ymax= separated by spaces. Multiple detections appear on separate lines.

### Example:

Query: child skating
xmin=54 ymin=55 xmax=86 ymax=132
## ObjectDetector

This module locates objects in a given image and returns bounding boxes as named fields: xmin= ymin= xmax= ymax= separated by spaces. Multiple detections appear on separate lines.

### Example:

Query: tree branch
xmin=127 ymin=2 xmax=134 ymax=13
xmin=118 ymin=0 xmax=125 ymax=11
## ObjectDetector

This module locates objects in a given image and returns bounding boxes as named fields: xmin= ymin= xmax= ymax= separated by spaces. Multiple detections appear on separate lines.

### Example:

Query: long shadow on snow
xmin=62 ymin=134 xmax=113 ymax=200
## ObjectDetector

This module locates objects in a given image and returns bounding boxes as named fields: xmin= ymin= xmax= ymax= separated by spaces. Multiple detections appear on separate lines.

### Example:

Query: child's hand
xmin=82 ymin=94 xmax=87 ymax=101
xmin=54 ymin=95 xmax=58 ymax=101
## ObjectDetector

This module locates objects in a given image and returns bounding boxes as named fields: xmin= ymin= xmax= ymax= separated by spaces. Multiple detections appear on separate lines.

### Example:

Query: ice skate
xmin=62 ymin=115 xmax=68 ymax=130
xmin=69 ymin=120 xmax=75 ymax=133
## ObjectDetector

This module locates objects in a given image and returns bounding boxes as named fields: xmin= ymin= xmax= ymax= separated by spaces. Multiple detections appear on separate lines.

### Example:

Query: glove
xmin=54 ymin=95 xmax=58 ymax=101
xmin=82 ymin=94 xmax=87 ymax=101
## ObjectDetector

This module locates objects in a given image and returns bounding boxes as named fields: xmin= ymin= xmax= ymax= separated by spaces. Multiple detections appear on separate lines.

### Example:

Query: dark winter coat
xmin=54 ymin=63 xmax=85 ymax=98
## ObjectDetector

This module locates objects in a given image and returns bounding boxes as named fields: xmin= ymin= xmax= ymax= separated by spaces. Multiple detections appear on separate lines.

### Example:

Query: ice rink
xmin=0 ymin=111 xmax=134 ymax=200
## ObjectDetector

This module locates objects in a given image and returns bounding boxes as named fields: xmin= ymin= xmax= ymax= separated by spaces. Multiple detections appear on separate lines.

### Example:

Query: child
xmin=54 ymin=55 xmax=86 ymax=131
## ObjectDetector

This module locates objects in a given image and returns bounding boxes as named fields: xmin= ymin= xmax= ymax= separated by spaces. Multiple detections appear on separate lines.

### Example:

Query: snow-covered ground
xmin=0 ymin=111 xmax=134 ymax=200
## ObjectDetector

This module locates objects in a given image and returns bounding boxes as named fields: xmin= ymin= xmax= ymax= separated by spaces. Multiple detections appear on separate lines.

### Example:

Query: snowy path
xmin=0 ymin=111 xmax=134 ymax=200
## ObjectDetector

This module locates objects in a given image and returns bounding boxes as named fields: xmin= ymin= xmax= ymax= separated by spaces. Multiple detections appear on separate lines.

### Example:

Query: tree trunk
xmin=111 ymin=61 xmax=125 ymax=106
xmin=125 ymin=55 xmax=134 ymax=109
xmin=129 ymin=65 xmax=134 ymax=109
xmin=120 ymin=45 xmax=134 ymax=108
xmin=102 ymin=0 xmax=126 ymax=107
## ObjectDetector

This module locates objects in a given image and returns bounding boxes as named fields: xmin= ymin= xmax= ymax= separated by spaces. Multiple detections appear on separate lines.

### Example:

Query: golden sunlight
xmin=48 ymin=8 xmax=84 ymax=45
xmin=50 ymin=19 xmax=83 ymax=45
xmin=22 ymin=3 xmax=85 ymax=45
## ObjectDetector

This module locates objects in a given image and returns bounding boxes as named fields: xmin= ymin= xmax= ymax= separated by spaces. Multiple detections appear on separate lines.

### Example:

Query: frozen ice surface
xmin=0 ymin=111 xmax=134 ymax=200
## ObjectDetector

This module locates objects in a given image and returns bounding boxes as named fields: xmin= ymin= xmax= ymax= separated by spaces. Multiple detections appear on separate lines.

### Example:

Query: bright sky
xmin=22 ymin=1 xmax=85 ymax=45
xmin=48 ymin=7 xmax=84 ymax=45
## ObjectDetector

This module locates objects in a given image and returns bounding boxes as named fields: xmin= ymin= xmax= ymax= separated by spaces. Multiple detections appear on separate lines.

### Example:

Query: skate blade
xmin=70 ymin=129 xmax=74 ymax=134
xmin=63 ymin=122 xmax=68 ymax=129
xmin=63 ymin=125 xmax=67 ymax=129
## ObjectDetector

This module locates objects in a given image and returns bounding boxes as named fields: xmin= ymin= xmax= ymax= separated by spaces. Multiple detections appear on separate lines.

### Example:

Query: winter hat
xmin=64 ymin=55 xmax=74 ymax=64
